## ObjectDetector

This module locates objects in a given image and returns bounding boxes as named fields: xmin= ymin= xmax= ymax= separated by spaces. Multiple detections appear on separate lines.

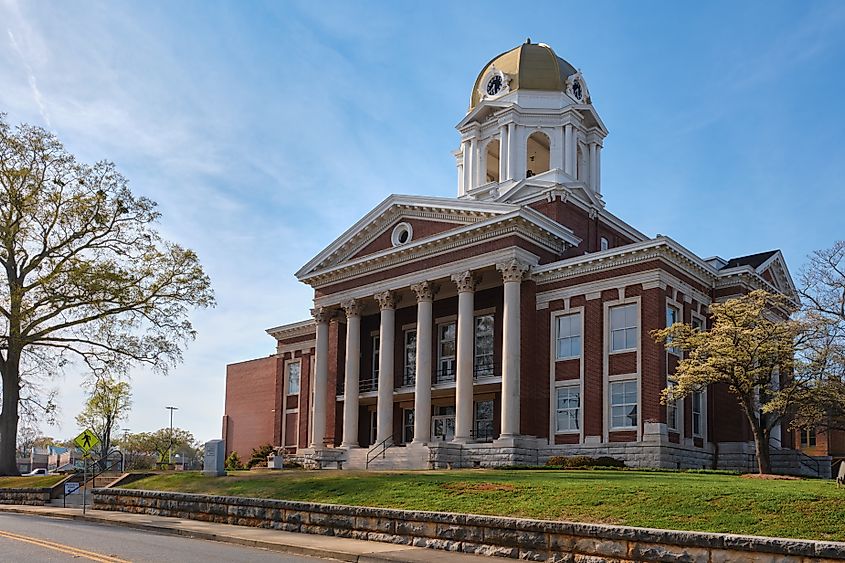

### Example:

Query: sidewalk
xmin=0 ymin=504 xmax=490 ymax=562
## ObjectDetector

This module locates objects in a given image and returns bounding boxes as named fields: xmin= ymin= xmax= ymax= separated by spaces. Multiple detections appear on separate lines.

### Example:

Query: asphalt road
xmin=0 ymin=512 xmax=325 ymax=562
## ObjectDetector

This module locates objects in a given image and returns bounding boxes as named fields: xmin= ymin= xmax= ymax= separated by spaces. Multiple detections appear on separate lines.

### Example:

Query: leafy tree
xmin=0 ymin=116 xmax=214 ymax=475
xmin=792 ymin=241 xmax=845 ymax=433
xmin=119 ymin=428 xmax=197 ymax=467
xmin=75 ymin=376 xmax=132 ymax=464
xmin=225 ymin=451 xmax=243 ymax=471
xmin=653 ymin=290 xmax=810 ymax=474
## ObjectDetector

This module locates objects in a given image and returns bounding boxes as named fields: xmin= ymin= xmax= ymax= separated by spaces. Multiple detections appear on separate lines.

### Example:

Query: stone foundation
xmin=0 ymin=488 xmax=52 ymax=505
xmin=93 ymin=489 xmax=845 ymax=561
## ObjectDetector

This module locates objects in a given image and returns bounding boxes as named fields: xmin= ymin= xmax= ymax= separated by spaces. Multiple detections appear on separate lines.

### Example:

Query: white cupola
xmin=454 ymin=40 xmax=608 ymax=205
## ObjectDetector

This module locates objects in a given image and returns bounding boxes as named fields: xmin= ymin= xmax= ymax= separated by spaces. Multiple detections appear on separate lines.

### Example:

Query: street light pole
xmin=165 ymin=406 xmax=178 ymax=466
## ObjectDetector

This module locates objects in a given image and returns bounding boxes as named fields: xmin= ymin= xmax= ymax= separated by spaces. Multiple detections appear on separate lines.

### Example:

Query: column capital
xmin=410 ymin=281 xmax=437 ymax=302
xmin=311 ymin=306 xmax=332 ymax=324
xmin=451 ymin=270 xmax=477 ymax=293
xmin=374 ymin=290 xmax=397 ymax=310
xmin=341 ymin=299 xmax=361 ymax=318
xmin=497 ymin=259 xmax=530 ymax=283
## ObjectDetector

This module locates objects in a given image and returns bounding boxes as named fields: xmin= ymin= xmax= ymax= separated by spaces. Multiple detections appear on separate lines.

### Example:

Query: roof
xmin=722 ymin=250 xmax=779 ymax=270
xmin=470 ymin=41 xmax=578 ymax=110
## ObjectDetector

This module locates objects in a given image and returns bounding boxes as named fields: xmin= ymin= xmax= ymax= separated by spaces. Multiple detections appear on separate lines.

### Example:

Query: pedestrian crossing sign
xmin=74 ymin=429 xmax=100 ymax=453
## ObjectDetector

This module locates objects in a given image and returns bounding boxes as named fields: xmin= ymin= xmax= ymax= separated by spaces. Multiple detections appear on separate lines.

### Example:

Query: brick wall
xmin=224 ymin=356 xmax=280 ymax=457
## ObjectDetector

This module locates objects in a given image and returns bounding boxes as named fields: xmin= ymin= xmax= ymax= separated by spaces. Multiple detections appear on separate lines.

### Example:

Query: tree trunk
xmin=753 ymin=425 xmax=772 ymax=474
xmin=0 ymin=355 xmax=21 ymax=476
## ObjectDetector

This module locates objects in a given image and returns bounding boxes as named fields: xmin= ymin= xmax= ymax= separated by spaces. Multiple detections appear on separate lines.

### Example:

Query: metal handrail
xmin=365 ymin=436 xmax=394 ymax=469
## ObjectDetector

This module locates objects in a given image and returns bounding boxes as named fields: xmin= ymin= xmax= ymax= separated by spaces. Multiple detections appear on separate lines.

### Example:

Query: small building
xmin=223 ymin=41 xmax=826 ymax=476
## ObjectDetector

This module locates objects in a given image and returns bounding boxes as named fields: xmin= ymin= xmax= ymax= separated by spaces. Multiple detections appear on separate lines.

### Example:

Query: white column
xmin=595 ymin=145 xmax=602 ymax=194
xmin=340 ymin=299 xmax=361 ymax=448
xmin=507 ymin=122 xmax=517 ymax=181
xmin=589 ymin=142 xmax=597 ymax=192
xmin=498 ymin=125 xmax=508 ymax=182
xmin=564 ymin=124 xmax=573 ymax=176
xmin=461 ymin=141 xmax=470 ymax=195
xmin=374 ymin=290 xmax=396 ymax=444
xmin=497 ymin=259 xmax=529 ymax=438
xmin=550 ymin=127 xmax=564 ymax=171
xmin=411 ymin=282 xmax=435 ymax=444
xmin=309 ymin=307 xmax=331 ymax=449
xmin=451 ymin=271 xmax=476 ymax=443
xmin=468 ymin=137 xmax=478 ymax=191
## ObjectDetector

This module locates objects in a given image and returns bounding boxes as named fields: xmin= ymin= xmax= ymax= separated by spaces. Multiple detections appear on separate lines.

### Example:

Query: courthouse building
xmin=224 ymin=41 xmax=826 ymax=474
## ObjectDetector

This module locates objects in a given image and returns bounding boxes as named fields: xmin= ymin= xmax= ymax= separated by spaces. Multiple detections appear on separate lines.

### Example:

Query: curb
xmin=0 ymin=506 xmax=444 ymax=562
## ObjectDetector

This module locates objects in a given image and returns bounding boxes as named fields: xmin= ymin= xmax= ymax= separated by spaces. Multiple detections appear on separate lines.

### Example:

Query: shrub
xmin=224 ymin=451 xmax=244 ymax=471
xmin=246 ymin=444 xmax=275 ymax=469
xmin=544 ymin=455 xmax=625 ymax=469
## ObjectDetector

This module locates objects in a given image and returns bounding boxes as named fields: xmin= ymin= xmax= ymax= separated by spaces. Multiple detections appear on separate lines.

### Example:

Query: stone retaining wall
xmin=0 ymin=488 xmax=52 ymax=506
xmin=93 ymin=488 xmax=845 ymax=562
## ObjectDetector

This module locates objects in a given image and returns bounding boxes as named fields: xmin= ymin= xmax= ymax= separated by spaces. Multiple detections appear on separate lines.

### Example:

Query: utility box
xmin=203 ymin=440 xmax=226 ymax=476
xmin=267 ymin=453 xmax=284 ymax=469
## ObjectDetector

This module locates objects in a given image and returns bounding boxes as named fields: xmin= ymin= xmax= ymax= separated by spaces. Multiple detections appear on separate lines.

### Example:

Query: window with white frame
xmin=610 ymin=380 xmax=638 ymax=429
xmin=600 ymin=237 xmax=609 ymax=251
xmin=555 ymin=313 xmax=582 ymax=359
xmin=286 ymin=361 xmax=301 ymax=395
xmin=666 ymin=305 xmax=681 ymax=355
xmin=610 ymin=303 xmax=638 ymax=352
xmin=403 ymin=329 xmax=417 ymax=387
xmin=691 ymin=316 xmax=703 ymax=331
xmin=474 ymin=315 xmax=495 ymax=378
xmin=437 ymin=322 xmax=456 ymax=382
xmin=555 ymin=386 xmax=580 ymax=432
xmin=692 ymin=390 xmax=703 ymax=437
xmin=666 ymin=380 xmax=678 ymax=431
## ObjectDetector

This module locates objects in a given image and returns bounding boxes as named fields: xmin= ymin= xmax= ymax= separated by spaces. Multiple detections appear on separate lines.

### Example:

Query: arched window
xmin=485 ymin=137 xmax=500 ymax=183
xmin=526 ymin=131 xmax=550 ymax=178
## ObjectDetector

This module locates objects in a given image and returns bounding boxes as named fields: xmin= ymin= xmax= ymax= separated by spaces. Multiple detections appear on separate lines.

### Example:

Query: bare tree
xmin=0 ymin=116 xmax=214 ymax=475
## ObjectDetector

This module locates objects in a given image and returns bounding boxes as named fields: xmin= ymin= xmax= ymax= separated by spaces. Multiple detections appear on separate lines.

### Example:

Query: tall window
xmin=555 ymin=386 xmax=580 ymax=432
xmin=372 ymin=335 xmax=380 ymax=380
xmin=403 ymin=329 xmax=417 ymax=387
xmin=473 ymin=400 xmax=494 ymax=441
xmin=555 ymin=313 xmax=581 ymax=359
xmin=286 ymin=361 xmax=301 ymax=395
xmin=474 ymin=315 xmax=494 ymax=378
xmin=610 ymin=303 xmax=638 ymax=352
xmin=666 ymin=305 xmax=680 ymax=355
xmin=402 ymin=409 xmax=414 ymax=444
xmin=610 ymin=380 xmax=638 ymax=429
xmin=692 ymin=391 xmax=703 ymax=437
xmin=437 ymin=322 xmax=456 ymax=382
xmin=666 ymin=380 xmax=678 ymax=431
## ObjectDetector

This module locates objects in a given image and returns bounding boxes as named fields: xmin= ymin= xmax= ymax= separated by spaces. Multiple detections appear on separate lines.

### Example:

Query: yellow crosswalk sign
xmin=74 ymin=429 xmax=100 ymax=454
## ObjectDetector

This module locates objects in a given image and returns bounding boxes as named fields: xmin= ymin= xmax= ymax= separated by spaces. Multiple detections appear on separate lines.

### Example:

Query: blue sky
xmin=1 ymin=0 xmax=844 ymax=443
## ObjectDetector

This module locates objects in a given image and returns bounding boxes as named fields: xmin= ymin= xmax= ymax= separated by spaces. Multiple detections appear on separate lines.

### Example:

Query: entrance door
xmin=431 ymin=406 xmax=456 ymax=441
xmin=369 ymin=410 xmax=377 ymax=446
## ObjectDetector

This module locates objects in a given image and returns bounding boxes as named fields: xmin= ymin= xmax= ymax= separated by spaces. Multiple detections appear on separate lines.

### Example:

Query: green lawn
xmin=125 ymin=469 xmax=845 ymax=542
xmin=0 ymin=474 xmax=66 ymax=489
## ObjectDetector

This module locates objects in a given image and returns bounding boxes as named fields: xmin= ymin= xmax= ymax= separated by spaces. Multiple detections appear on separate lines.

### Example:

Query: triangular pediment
xmin=755 ymin=251 xmax=798 ymax=301
xmin=295 ymin=195 xmax=518 ymax=279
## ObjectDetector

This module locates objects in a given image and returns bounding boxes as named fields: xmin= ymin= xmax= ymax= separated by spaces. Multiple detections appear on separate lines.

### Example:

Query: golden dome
xmin=470 ymin=41 xmax=578 ymax=110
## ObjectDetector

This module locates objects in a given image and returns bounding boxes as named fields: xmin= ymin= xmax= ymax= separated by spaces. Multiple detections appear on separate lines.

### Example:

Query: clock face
xmin=486 ymin=74 xmax=503 ymax=96
xmin=572 ymin=80 xmax=583 ymax=100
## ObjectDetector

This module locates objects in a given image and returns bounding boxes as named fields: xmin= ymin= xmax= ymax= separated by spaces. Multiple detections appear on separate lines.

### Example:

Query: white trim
xmin=277 ymin=340 xmax=315 ymax=356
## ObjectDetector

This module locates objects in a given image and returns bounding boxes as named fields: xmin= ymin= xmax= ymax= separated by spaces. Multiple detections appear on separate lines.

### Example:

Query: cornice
xmin=301 ymin=212 xmax=577 ymax=289
xmin=266 ymin=319 xmax=316 ymax=341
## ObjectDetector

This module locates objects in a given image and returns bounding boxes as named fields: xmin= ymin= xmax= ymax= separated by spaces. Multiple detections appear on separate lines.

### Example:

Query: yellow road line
xmin=0 ymin=529 xmax=131 ymax=562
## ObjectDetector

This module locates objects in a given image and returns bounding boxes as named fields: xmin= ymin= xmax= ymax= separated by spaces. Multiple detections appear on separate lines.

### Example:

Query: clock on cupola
xmin=478 ymin=65 xmax=510 ymax=100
